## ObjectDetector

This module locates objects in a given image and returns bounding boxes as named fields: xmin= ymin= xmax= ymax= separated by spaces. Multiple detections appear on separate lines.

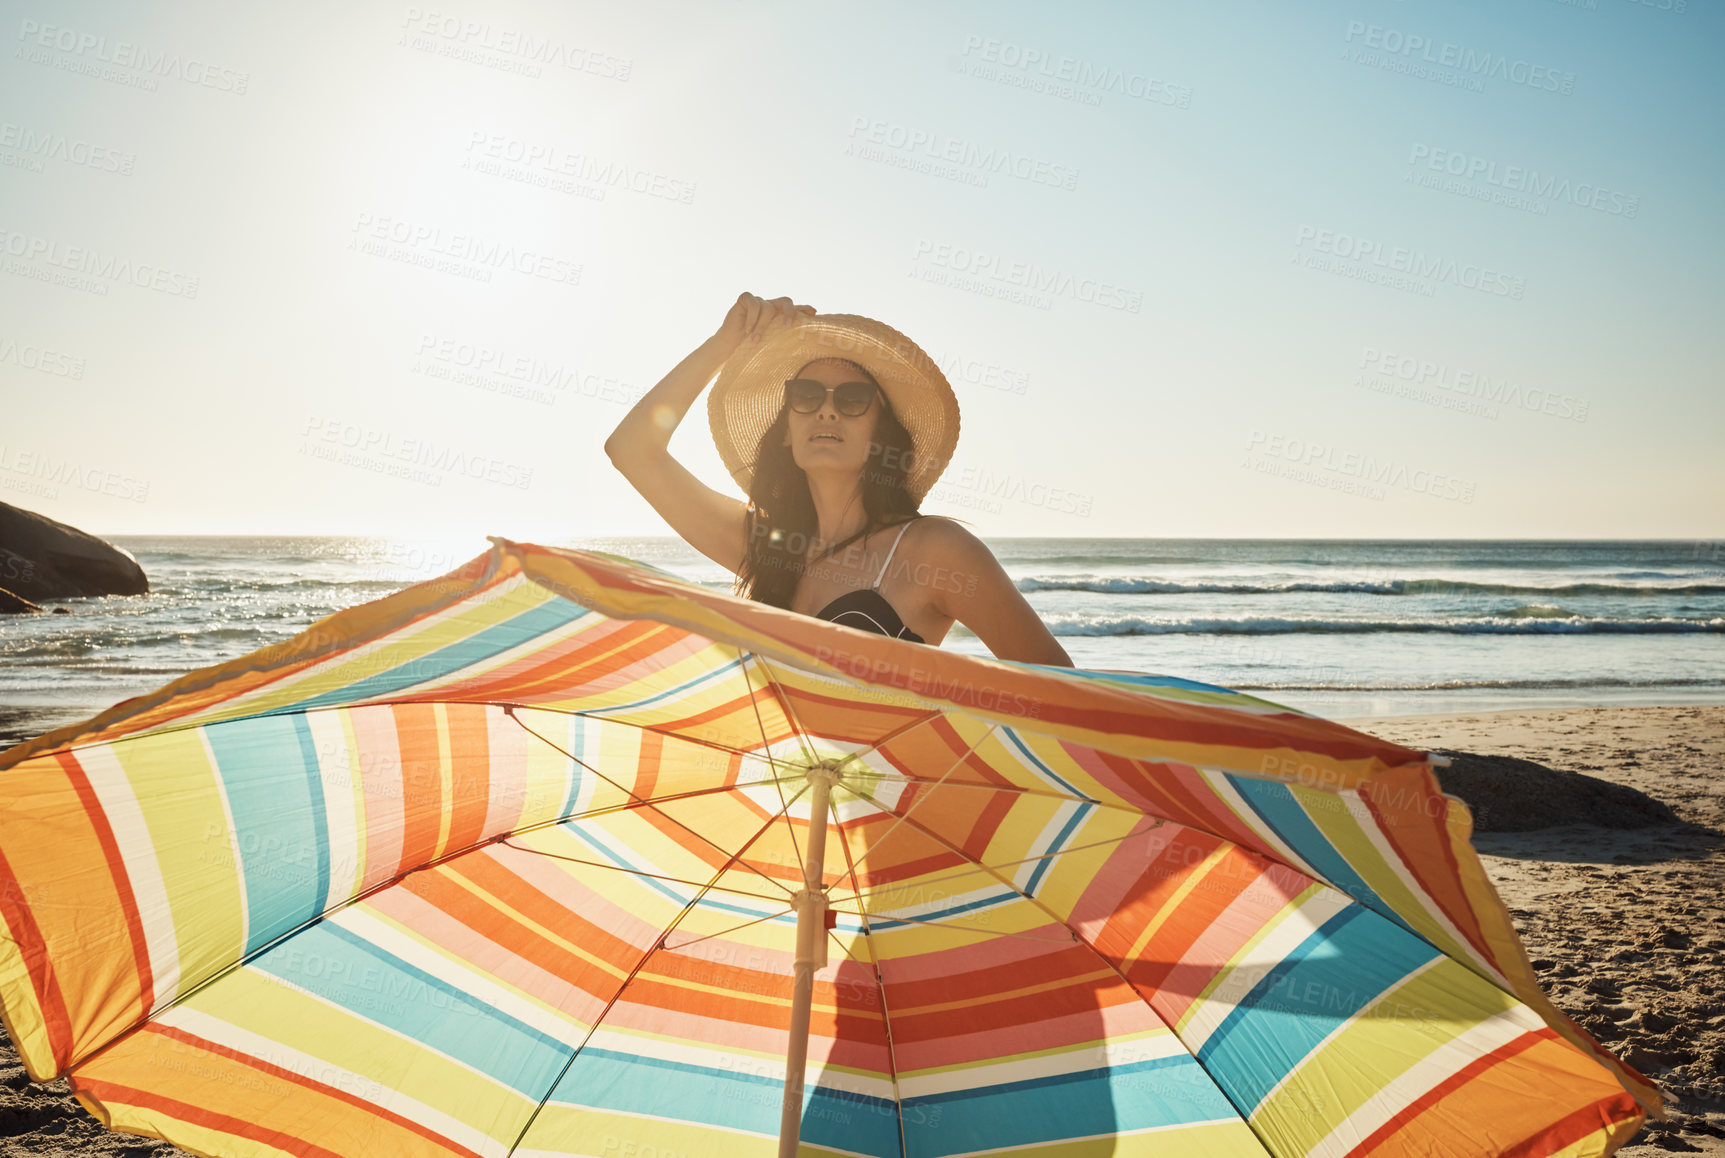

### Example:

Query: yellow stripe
xmin=117 ymin=729 xmax=246 ymax=1001
xmin=1173 ymin=884 xmax=1324 ymax=1036
xmin=1120 ymin=844 xmax=1233 ymax=968
xmin=75 ymin=1090 xmax=301 ymax=1158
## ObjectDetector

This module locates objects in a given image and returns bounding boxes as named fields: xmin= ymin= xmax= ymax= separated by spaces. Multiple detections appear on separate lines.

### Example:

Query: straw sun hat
xmin=706 ymin=313 xmax=961 ymax=503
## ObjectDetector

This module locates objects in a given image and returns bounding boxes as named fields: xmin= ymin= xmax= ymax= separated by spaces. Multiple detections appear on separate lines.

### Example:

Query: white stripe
xmin=332 ymin=907 xmax=590 ymax=1047
xmin=602 ymin=1029 xmax=898 ymax=1104
xmin=900 ymin=1031 xmax=1188 ymax=1098
xmin=1247 ymin=954 xmax=1445 ymax=1116
xmin=1202 ymin=769 xmax=1322 ymax=878
xmin=306 ymin=709 xmax=361 ymax=911
xmin=75 ymin=744 xmax=184 ymax=1006
xmin=198 ymin=725 xmax=250 ymax=953
xmin=605 ymin=1031 xmax=895 ymax=1104
xmin=157 ymin=1003 xmax=514 ymax=1158
xmin=1304 ymin=1004 xmax=1548 ymax=1158
xmin=1347 ymin=787 xmax=1509 ymax=984
xmin=1180 ymin=887 xmax=1355 ymax=1052
xmin=1014 ymin=796 xmax=1082 ymax=894
xmin=994 ymin=728 xmax=1085 ymax=799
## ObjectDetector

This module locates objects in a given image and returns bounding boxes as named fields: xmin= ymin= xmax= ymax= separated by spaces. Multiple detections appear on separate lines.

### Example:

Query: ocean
xmin=2 ymin=536 xmax=1721 ymax=748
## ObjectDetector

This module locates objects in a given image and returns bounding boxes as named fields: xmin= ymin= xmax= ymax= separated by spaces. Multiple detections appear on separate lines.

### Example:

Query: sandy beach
xmin=2 ymin=702 xmax=1721 ymax=1156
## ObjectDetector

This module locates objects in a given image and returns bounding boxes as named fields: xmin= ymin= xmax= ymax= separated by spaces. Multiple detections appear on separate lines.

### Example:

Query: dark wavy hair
xmin=733 ymin=358 xmax=923 ymax=609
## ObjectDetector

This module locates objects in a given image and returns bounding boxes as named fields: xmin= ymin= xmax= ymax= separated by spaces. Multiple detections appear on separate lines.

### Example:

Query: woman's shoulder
xmin=899 ymin=515 xmax=993 ymax=563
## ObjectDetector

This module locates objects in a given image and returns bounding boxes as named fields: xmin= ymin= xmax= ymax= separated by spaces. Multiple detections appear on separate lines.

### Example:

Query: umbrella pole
xmin=779 ymin=765 xmax=836 ymax=1158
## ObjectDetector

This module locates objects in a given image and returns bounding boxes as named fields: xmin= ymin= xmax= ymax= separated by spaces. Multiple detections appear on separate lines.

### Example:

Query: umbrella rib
xmin=660 ymin=907 xmax=796 ymax=953
xmin=505 ymin=778 xmax=819 ymax=1157
xmin=823 ymin=912 xmax=1078 ymax=941
xmin=851 ymin=806 xmax=1269 ymax=1137
xmin=496 ymin=841 xmax=794 ymax=904
xmin=837 ymin=820 xmax=1170 ymax=905
xmin=826 ymin=787 xmax=911 ymax=1158
xmin=47 ymin=721 xmax=804 ymax=1076
xmin=827 ymin=722 xmax=1001 ymax=901
xmin=507 ymin=706 xmax=800 ymax=900
xmin=736 ymin=648 xmax=811 ymax=882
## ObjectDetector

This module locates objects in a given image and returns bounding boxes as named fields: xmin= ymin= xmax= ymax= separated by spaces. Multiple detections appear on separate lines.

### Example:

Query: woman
xmin=604 ymin=292 xmax=1072 ymax=666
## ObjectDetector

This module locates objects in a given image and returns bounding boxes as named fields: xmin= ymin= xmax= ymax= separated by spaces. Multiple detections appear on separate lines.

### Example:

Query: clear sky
xmin=2 ymin=0 xmax=1720 ymax=538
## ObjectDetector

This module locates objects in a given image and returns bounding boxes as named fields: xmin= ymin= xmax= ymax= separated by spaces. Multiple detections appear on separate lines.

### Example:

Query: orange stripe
xmin=0 ymin=840 xmax=74 ymax=1072
xmin=57 ymin=750 xmax=155 ymax=1020
xmin=1501 ymin=1097 xmax=1644 ymax=1158
xmin=76 ymin=1022 xmax=481 ymax=1158
xmin=428 ymin=856 xmax=640 ymax=987
xmin=391 ymin=702 xmax=445 ymax=874
xmin=1347 ymin=1028 xmax=1642 ymax=1158
xmin=1360 ymin=766 xmax=1490 ymax=962
xmin=440 ymin=704 xmax=491 ymax=855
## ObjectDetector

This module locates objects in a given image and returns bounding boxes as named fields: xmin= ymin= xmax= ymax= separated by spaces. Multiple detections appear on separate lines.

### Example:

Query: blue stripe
xmin=561 ymin=713 xmax=586 ymax=820
xmin=561 ymin=821 xmax=792 ymax=924
xmin=287 ymin=599 xmax=586 ymax=712
xmin=1196 ymin=903 xmax=1441 ymax=1110
xmin=998 ymin=727 xmax=1088 ymax=799
xmin=549 ymin=1048 xmax=899 ymax=1156
xmin=865 ymin=888 xmax=1019 ymax=931
xmin=1227 ymin=774 xmax=1394 ymax=919
xmin=292 ymin=713 xmax=331 ymax=911
xmin=1023 ymin=802 xmax=1093 ymax=897
xmin=579 ymin=656 xmax=746 ymax=716
xmin=204 ymin=715 xmax=326 ymax=953
xmin=255 ymin=922 xmax=569 ymax=1098
xmin=1049 ymin=667 xmax=1247 ymax=696
xmin=905 ymin=1054 xmax=1237 ymax=1158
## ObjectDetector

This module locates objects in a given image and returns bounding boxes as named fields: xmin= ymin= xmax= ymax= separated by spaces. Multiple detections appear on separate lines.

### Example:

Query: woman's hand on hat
xmin=715 ymin=292 xmax=816 ymax=353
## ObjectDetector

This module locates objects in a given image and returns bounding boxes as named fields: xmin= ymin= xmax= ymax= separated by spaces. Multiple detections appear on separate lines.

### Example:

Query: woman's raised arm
xmin=603 ymin=293 xmax=811 ymax=574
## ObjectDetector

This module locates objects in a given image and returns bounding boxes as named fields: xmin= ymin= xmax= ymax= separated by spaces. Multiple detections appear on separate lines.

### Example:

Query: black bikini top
xmin=811 ymin=519 xmax=925 ymax=644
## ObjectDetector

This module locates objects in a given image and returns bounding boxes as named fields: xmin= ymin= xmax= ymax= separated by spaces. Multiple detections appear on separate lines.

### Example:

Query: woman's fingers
xmin=736 ymin=294 xmax=812 ymax=344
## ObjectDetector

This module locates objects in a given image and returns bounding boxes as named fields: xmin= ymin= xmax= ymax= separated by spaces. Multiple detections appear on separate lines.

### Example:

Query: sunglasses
xmin=783 ymin=378 xmax=879 ymax=417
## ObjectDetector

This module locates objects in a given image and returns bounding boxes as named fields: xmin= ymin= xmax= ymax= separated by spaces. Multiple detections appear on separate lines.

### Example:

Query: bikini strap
xmin=874 ymin=518 xmax=918 ymax=586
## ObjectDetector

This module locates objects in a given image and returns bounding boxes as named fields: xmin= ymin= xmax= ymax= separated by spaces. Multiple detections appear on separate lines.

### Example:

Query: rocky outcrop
xmin=0 ymin=502 xmax=148 ymax=600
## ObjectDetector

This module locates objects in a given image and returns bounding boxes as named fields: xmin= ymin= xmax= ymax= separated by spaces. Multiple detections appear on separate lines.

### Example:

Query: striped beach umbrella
xmin=0 ymin=538 xmax=1658 ymax=1158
